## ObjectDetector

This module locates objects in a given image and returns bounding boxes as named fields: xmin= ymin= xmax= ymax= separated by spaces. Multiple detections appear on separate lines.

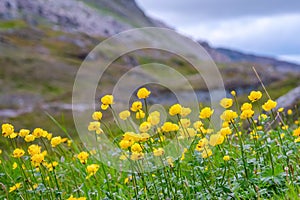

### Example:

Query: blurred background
xmin=0 ymin=0 xmax=299 ymax=136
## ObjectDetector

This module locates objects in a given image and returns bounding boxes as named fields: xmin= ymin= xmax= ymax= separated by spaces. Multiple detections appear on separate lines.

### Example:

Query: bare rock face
xmin=276 ymin=86 xmax=300 ymax=109
xmin=0 ymin=0 xmax=132 ymax=36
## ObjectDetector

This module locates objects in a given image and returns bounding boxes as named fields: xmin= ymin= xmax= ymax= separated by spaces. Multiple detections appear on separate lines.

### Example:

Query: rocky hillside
xmin=0 ymin=0 xmax=165 ymax=36
xmin=0 ymin=0 xmax=299 ymax=132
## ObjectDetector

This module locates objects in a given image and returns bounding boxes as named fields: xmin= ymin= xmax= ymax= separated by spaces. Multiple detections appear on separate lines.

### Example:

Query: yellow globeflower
xmin=180 ymin=107 xmax=191 ymax=117
xmin=86 ymin=164 xmax=99 ymax=179
xmin=130 ymin=152 xmax=144 ymax=161
xmin=31 ymin=153 xmax=45 ymax=167
xmin=88 ymin=121 xmax=103 ymax=134
xmin=100 ymin=95 xmax=114 ymax=110
xmin=153 ymin=148 xmax=165 ymax=157
xmin=92 ymin=111 xmax=102 ymax=121
xmin=262 ymin=99 xmax=277 ymax=112
xmin=131 ymin=101 xmax=142 ymax=112
xmin=180 ymin=118 xmax=191 ymax=128
xmin=131 ymin=143 xmax=143 ymax=153
xmin=287 ymin=109 xmax=293 ymax=115
xmin=193 ymin=121 xmax=204 ymax=130
xmin=161 ymin=122 xmax=179 ymax=132
xmin=119 ymin=139 xmax=133 ymax=149
xmin=209 ymin=134 xmax=224 ymax=146
xmin=293 ymin=127 xmax=300 ymax=137
xmin=169 ymin=103 xmax=182 ymax=116
xmin=199 ymin=107 xmax=214 ymax=119
xmin=139 ymin=122 xmax=151 ymax=133
xmin=220 ymin=98 xmax=233 ymax=109
xmin=240 ymin=109 xmax=254 ymax=119
xmin=231 ymin=90 xmax=236 ymax=96
xmin=2 ymin=123 xmax=14 ymax=137
xmin=201 ymin=148 xmax=213 ymax=159
xmin=137 ymin=87 xmax=151 ymax=99
xmin=9 ymin=182 xmax=22 ymax=193
xmin=220 ymin=110 xmax=238 ymax=122
xmin=19 ymin=129 xmax=30 ymax=137
xmin=24 ymin=134 xmax=35 ymax=142
xmin=28 ymin=144 xmax=41 ymax=156
xmin=51 ymin=136 xmax=62 ymax=147
xmin=12 ymin=148 xmax=25 ymax=158
xmin=223 ymin=155 xmax=230 ymax=161
xmin=77 ymin=151 xmax=89 ymax=164
xmin=136 ymin=110 xmax=145 ymax=119
xmin=147 ymin=113 xmax=160 ymax=125
xmin=219 ymin=127 xmax=232 ymax=136
xmin=241 ymin=103 xmax=252 ymax=111
xmin=119 ymin=110 xmax=130 ymax=120
xmin=248 ymin=91 xmax=262 ymax=102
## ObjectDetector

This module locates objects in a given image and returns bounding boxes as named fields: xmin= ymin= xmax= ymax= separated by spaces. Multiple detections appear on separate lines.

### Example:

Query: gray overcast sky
xmin=136 ymin=0 xmax=300 ymax=63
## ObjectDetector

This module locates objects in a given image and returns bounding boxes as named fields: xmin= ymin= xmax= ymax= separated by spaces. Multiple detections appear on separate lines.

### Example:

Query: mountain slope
xmin=0 ymin=0 xmax=299 ymax=132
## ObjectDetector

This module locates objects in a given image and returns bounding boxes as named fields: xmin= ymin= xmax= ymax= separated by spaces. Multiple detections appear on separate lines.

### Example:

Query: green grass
xmin=0 ymin=90 xmax=300 ymax=199
xmin=0 ymin=20 xmax=27 ymax=30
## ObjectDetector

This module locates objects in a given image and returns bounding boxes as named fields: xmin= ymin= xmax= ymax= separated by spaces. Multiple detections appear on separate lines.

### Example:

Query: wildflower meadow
xmin=1 ymin=87 xmax=300 ymax=199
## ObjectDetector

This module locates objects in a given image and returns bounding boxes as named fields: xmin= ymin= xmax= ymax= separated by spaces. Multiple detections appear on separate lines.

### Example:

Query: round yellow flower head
xmin=130 ymin=152 xmax=144 ymax=161
xmin=136 ymin=110 xmax=145 ymax=119
xmin=9 ymin=182 xmax=22 ymax=193
xmin=199 ymin=107 xmax=214 ymax=119
xmin=88 ymin=121 xmax=102 ymax=134
xmin=51 ymin=136 xmax=62 ymax=147
xmin=262 ymin=99 xmax=277 ymax=111
xmin=169 ymin=103 xmax=182 ymax=116
xmin=13 ymin=148 xmax=25 ymax=158
xmin=220 ymin=98 xmax=233 ymax=109
xmin=137 ymin=87 xmax=151 ymax=99
xmin=195 ymin=138 xmax=209 ymax=151
xmin=77 ymin=151 xmax=89 ymax=164
xmin=131 ymin=101 xmax=142 ymax=112
xmin=180 ymin=118 xmax=191 ymax=128
xmin=219 ymin=127 xmax=232 ymax=136
xmin=292 ymin=127 xmax=300 ymax=137
xmin=231 ymin=90 xmax=236 ymax=96
xmin=209 ymin=134 xmax=224 ymax=146
xmin=119 ymin=110 xmax=130 ymax=120
xmin=92 ymin=111 xmax=102 ymax=121
xmin=153 ymin=148 xmax=165 ymax=157
xmin=180 ymin=107 xmax=191 ymax=117
xmin=277 ymin=107 xmax=284 ymax=112
xmin=220 ymin=110 xmax=238 ymax=122
xmin=131 ymin=143 xmax=143 ymax=153
xmin=2 ymin=123 xmax=14 ymax=137
xmin=31 ymin=153 xmax=45 ymax=167
xmin=28 ymin=144 xmax=42 ymax=156
xmin=202 ymin=148 xmax=212 ymax=159
xmin=119 ymin=139 xmax=133 ymax=149
xmin=86 ymin=164 xmax=99 ymax=176
xmin=32 ymin=128 xmax=48 ymax=138
xmin=19 ymin=129 xmax=30 ymax=137
xmin=147 ymin=112 xmax=160 ymax=125
xmin=248 ymin=91 xmax=262 ymax=102
xmin=24 ymin=134 xmax=35 ymax=142
xmin=287 ymin=109 xmax=293 ymax=115
xmin=223 ymin=155 xmax=230 ymax=161
xmin=161 ymin=122 xmax=179 ymax=132
xmin=241 ymin=103 xmax=252 ymax=111
xmin=193 ymin=121 xmax=204 ymax=129
xmin=240 ymin=109 xmax=254 ymax=119
xmin=100 ymin=95 xmax=114 ymax=110
xmin=139 ymin=122 xmax=151 ymax=133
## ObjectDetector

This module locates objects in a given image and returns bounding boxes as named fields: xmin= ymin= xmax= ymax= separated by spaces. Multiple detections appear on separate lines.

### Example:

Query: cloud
xmin=136 ymin=0 xmax=300 ymax=57
xmin=181 ymin=14 xmax=300 ymax=56
xmin=137 ymin=0 xmax=300 ymax=23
